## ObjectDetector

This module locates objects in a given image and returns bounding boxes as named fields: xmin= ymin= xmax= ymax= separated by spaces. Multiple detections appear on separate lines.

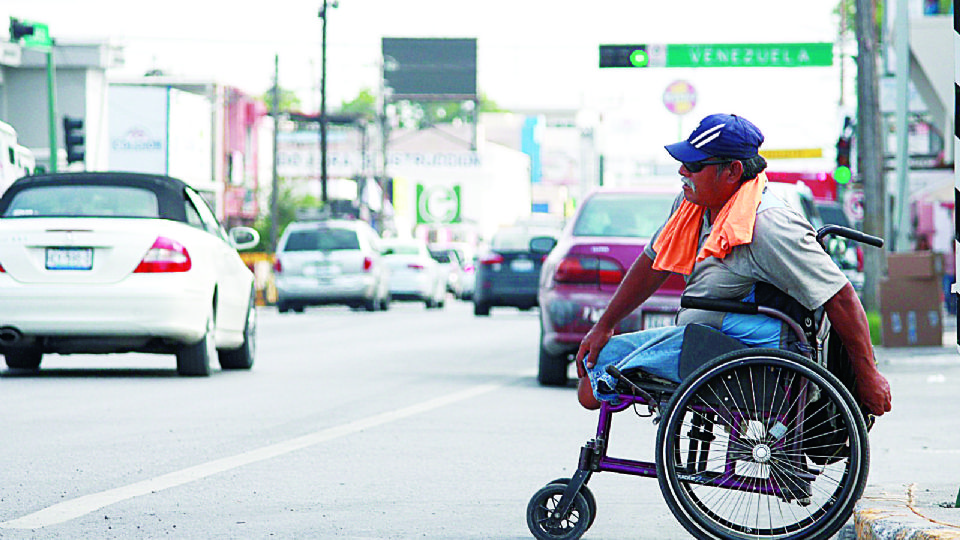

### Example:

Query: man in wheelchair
xmin=575 ymin=113 xmax=891 ymax=418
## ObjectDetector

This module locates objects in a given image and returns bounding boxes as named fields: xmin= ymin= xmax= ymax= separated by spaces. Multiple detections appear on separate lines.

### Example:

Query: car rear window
xmin=384 ymin=243 xmax=421 ymax=256
xmin=283 ymin=228 xmax=360 ymax=251
xmin=3 ymin=185 xmax=159 ymax=218
xmin=492 ymin=228 xmax=557 ymax=251
xmin=573 ymin=193 xmax=676 ymax=238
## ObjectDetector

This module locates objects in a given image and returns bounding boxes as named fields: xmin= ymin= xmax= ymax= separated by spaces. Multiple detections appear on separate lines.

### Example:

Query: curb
xmin=855 ymin=486 xmax=960 ymax=540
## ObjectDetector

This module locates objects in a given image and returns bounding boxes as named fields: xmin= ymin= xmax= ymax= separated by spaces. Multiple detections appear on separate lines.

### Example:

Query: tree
xmin=257 ymin=87 xmax=303 ymax=113
xmin=340 ymin=88 xmax=377 ymax=118
xmin=336 ymin=88 xmax=504 ymax=130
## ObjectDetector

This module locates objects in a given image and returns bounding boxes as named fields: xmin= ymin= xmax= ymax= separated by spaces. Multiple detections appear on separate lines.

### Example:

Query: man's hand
xmin=575 ymin=324 xmax=615 ymax=377
xmin=855 ymin=367 xmax=892 ymax=416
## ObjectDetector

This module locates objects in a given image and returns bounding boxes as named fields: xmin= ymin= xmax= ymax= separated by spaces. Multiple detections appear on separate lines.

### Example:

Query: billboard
xmin=381 ymin=38 xmax=477 ymax=100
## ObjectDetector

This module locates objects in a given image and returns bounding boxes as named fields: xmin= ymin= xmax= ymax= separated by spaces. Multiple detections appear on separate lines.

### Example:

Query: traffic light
xmin=834 ymin=117 xmax=853 ymax=185
xmin=599 ymin=45 xmax=649 ymax=68
xmin=62 ymin=116 xmax=85 ymax=165
xmin=9 ymin=18 xmax=34 ymax=41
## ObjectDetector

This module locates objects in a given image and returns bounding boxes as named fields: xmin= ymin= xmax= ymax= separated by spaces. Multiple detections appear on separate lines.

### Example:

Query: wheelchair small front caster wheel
xmin=526 ymin=483 xmax=592 ymax=540
xmin=547 ymin=478 xmax=597 ymax=529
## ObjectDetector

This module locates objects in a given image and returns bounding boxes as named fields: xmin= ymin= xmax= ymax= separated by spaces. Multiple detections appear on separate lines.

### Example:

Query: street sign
xmin=600 ymin=43 xmax=832 ymax=68
xmin=662 ymin=80 xmax=696 ymax=115
xmin=10 ymin=19 xmax=52 ymax=49
xmin=759 ymin=148 xmax=824 ymax=159
xmin=416 ymin=184 xmax=461 ymax=224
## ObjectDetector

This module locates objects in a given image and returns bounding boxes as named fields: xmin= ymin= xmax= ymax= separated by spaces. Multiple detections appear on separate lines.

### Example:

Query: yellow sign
xmin=759 ymin=148 xmax=823 ymax=160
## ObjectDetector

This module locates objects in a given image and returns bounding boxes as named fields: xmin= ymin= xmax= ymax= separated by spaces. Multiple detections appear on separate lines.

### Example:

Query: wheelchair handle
xmin=816 ymin=225 xmax=884 ymax=249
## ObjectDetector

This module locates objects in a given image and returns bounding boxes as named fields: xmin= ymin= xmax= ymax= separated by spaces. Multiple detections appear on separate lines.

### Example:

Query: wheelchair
xmin=527 ymin=225 xmax=884 ymax=540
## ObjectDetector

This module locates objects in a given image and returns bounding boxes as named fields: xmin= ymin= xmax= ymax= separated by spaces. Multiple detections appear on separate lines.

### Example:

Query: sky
xmin=5 ymin=0 xmax=857 ymax=166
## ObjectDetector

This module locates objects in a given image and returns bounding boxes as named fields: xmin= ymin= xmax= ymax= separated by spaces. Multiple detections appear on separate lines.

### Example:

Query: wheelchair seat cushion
xmin=677 ymin=324 xmax=749 ymax=380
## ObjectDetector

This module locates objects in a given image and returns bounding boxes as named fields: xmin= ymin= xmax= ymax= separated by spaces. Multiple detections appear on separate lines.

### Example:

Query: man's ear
xmin=727 ymin=160 xmax=745 ymax=182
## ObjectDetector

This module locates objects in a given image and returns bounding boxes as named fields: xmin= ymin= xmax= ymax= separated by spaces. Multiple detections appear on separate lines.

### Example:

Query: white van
xmin=0 ymin=121 xmax=34 ymax=195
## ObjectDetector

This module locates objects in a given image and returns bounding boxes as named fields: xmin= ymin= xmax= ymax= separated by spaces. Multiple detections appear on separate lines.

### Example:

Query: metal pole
xmin=46 ymin=47 xmax=57 ymax=173
xmin=855 ymin=0 xmax=886 ymax=312
xmin=270 ymin=55 xmax=280 ymax=252
xmin=319 ymin=1 xmax=329 ymax=204
xmin=893 ymin=0 xmax=911 ymax=252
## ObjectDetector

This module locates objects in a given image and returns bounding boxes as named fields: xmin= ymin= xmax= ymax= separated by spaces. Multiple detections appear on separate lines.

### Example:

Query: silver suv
xmin=273 ymin=219 xmax=390 ymax=313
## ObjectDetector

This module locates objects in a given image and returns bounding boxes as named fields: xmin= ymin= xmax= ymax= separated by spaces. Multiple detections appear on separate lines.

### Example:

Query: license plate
xmin=306 ymin=262 xmax=339 ymax=277
xmin=46 ymin=247 xmax=93 ymax=270
xmin=643 ymin=312 xmax=675 ymax=329
xmin=510 ymin=258 xmax=535 ymax=272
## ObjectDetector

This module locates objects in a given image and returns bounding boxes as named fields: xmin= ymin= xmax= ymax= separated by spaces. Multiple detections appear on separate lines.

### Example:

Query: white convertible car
xmin=0 ymin=172 xmax=260 ymax=376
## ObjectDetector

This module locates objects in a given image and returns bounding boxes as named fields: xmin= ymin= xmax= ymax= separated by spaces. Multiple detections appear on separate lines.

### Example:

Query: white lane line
xmin=0 ymin=382 xmax=504 ymax=529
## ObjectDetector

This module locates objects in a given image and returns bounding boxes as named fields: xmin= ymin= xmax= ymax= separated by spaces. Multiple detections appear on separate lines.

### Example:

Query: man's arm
xmin=822 ymin=282 xmax=892 ymax=416
xmin=576 ymin=252 xmax=671 ymax=372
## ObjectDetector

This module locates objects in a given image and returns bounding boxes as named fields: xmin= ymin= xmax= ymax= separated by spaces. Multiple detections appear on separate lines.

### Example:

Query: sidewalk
xmin=853 ymin=312 xmax=960 ymax=539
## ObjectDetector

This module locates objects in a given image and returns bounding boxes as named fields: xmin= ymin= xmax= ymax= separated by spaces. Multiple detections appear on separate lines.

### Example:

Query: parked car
xmin=429 ymin=242 xmax=476 ymax=300
xmin=0 ymin=172 xmax=260 ymax=376
xmin=273 ymin=219 xmax=390 ymax=313
xmin=382 ymin=238 xmax=447 ymax=309
xmin=473 ymin=223 xmax=561 ymax=316
xmin=533 ymin=186 xmax=687 ymax=386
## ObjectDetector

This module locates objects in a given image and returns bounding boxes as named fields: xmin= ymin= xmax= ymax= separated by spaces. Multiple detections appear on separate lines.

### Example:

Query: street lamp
xmin=318 ymin=0 xmax=338 ymax=203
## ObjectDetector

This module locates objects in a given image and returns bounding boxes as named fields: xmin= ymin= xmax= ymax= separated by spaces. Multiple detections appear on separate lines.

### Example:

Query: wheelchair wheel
xmin=655 ymin=349 xmax=869 ymax=540
xmin=547 ymin=478 xmax=597 ymax=528
xmin=526 ymin=483 xmax=592 ymax=540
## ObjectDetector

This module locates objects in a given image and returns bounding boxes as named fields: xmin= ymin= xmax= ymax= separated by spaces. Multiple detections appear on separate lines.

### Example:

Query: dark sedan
xmin=533 ymin=186 xmax=687 ymax=386
xmin=473 ymin=224 xmax=559 ymax=316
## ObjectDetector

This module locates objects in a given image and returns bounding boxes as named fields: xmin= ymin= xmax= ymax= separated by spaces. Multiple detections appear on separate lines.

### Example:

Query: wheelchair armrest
xmin=680 ymin=295 xmax=812 ymax=357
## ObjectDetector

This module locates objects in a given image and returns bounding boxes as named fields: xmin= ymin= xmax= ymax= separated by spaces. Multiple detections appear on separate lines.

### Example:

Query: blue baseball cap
xmin=665 ymin=113 xmax=764 ymax=162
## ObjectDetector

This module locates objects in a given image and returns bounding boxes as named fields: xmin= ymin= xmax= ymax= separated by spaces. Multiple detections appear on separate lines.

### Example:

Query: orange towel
xmin=652 ymin=172 xmax=767 ymax=275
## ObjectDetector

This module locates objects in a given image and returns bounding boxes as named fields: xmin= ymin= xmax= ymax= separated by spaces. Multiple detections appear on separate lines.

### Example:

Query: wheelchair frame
xmin=527 ymin=225 xmax=883 ymax=540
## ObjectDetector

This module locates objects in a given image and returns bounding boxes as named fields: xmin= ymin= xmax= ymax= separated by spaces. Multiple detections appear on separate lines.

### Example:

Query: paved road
xmin=0 ymin=301 xmax=954 ymax=539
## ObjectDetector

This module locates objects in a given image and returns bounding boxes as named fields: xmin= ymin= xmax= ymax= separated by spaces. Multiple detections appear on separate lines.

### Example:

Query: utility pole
xmin=855 ymin=0 xmax=886 ymax=312
xmin=318 ymin=1 xmax=337 ymax=204
xmin=270 ymin=55 xmax=280 ymax=252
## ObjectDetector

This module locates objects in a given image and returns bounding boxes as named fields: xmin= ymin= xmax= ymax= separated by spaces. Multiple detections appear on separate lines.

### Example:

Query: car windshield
xmin=492 ymin=227 xmax=557 ymax=251
xmin=430 ymin=250 xmax=453 ymax=263
xmin=283 ymin=228 xmax=360 ymax=251
xmin=817 ymin=204 xmax=851 ymax=228
xmin=3 ymin=185 xmax=159 ymax=218
xmin=573 ymin=193 xmax=676 ymax=237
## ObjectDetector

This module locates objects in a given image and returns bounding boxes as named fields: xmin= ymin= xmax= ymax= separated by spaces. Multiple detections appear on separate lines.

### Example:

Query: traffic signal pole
xmin=46 ymin=47 xmax=57 ymax=172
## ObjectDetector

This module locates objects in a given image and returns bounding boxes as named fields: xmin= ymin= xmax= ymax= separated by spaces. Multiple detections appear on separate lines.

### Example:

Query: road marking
xmin=0 ymin=382 xmax=505 ymax=529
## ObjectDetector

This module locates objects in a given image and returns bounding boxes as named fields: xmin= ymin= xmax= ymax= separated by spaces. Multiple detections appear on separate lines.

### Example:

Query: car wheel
xmin=293 ymin=304 xmax=305 ymax=313
xmin=277 ymin=301 xmax=291 ymax=314
xmin=538 ymin=342 xmax=569 ymax=386
xmin=363 ymin=294 xmax=380 ymax=312
xmin=177 ymin=308 xmax=214 ymax=376
xmin=219 ymin=293 xmax=256 ymax=370
xmin=380 ymin=293 xmax=391 ymax=311
xmin=4 ymin=348 xmax=42 ymax=370
xmin=473 ymin=300 xmax=490 ymax=316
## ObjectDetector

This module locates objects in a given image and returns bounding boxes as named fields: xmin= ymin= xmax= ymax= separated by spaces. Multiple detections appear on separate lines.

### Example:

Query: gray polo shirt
xmin=643 ymin=187 xmax=849 ymax=331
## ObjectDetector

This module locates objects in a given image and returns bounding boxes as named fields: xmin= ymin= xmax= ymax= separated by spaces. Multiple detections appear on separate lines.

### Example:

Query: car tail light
xmin=134 ymin=237 xmax=192 ymax=273
xmin=363 ymin=257 xmax=373 ymax=271
xmin=480 ymin=253 xmax=504 ymax=265
xmin=554 ymin=255 xmax=624 ymax=285
xmin=856 ymin=246 xmax=864 ymax=272
xmin=463 ymin=264 xmax=475 ymax=273
xmin=407 ymin=263 xmax=425 ymax=270
xmin=272 ymin=258 xmax=282 ymax=274
xmin=0 ymin=262 xmax=4 ymax=273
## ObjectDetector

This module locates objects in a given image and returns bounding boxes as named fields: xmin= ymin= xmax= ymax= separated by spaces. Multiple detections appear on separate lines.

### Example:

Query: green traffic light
xmin=834 ymin=165 xmax=851 ymax=185
xmin=629 ymin=49 xmax=649 ymax=67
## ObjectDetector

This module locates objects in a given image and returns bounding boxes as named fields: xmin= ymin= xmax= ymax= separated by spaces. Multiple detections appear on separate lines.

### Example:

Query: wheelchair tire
xmin=547 ymin=478 xmax=597 ymax=529
xmin=526 ymin=483 xmax=592 ymax=540
xmin=655 ymin=348 xmax=869 ymax=540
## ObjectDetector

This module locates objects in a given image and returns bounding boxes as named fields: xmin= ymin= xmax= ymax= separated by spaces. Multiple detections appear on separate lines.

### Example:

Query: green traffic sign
xmin=599 ymin=42 xmax=832 ymax=69
xmin=666 ymin=42 xmax=832 ymax=68
xmin=23 ymin=23 xmax=51 ymax=48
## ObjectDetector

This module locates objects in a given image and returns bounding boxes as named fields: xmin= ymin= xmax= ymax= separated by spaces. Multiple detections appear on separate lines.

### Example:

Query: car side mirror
xmin=529 ymin=236 xmax=557 ymax=255
xmin=229 ymin=226 xmax=261 ymax=250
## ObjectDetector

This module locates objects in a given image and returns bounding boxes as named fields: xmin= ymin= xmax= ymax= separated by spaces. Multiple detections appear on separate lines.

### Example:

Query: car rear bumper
xmin=0 ymin=276 xmax=210 ymax=343
xmin=276 ymin=274 xmax=377 ymax=302
xmin=539 ymin=288 xmax=681 ymax=355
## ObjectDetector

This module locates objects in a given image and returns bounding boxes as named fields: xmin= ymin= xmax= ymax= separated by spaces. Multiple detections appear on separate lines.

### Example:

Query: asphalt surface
xmin=853 ymin=313 xmax=960 ymax=540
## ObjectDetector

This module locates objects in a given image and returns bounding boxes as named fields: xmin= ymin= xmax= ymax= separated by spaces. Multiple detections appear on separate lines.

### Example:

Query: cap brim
xmin=665 ymin=141 xmax=712 ymax=163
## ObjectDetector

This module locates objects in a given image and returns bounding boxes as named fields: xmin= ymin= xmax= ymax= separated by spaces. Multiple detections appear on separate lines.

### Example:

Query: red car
xmin=533 ymin=186 xmax=687 ymax=386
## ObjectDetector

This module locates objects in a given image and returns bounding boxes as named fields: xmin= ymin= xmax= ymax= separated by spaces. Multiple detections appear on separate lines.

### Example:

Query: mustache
xmin=681 ymin=177 xmax=695 ymax=190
